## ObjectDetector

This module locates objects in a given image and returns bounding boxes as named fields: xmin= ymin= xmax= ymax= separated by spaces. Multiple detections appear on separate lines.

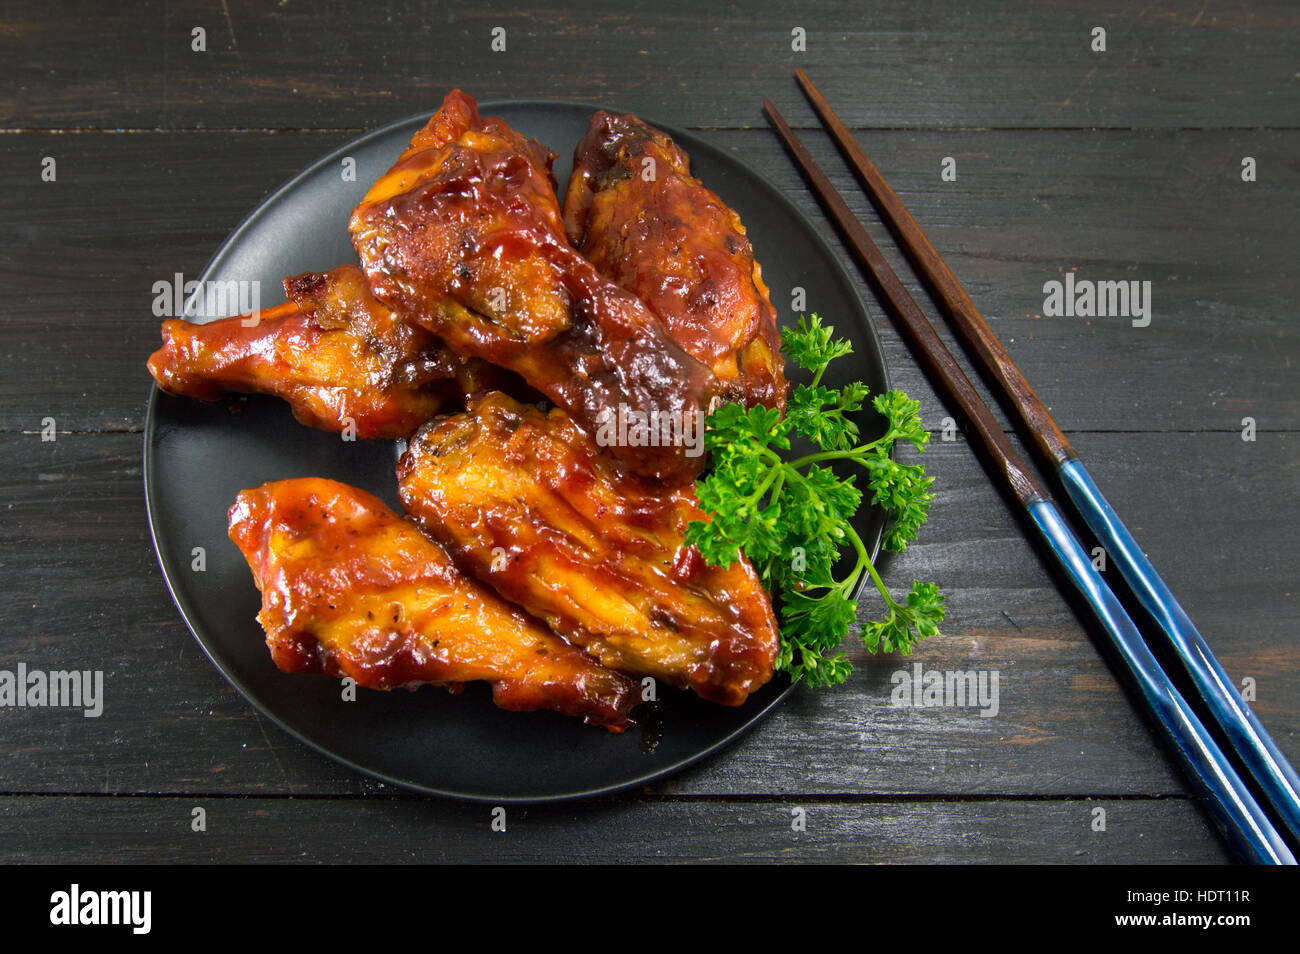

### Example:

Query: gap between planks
xmin=3 ymin=125 xmax=1300 ymax=135
xmin=0 ymin=790 xmax=1203 ymax=803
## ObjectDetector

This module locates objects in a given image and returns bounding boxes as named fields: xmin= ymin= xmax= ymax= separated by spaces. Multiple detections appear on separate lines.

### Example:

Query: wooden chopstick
xmin=763 ymin=97 xmax=1296 ymax=865
xmin=791 ymin=68 xmax=1300 ymax=851
xmin=792 ymin=68 xmax=1073 ymax=466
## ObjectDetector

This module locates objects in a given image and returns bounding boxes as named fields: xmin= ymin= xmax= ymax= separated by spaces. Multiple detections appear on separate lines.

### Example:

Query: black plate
xmin=143 ymin=100 xmax=888 ymax=803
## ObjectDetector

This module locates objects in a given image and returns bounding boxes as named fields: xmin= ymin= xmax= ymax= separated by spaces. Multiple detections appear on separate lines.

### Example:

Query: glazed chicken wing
xmin=148 ymin=264 xmax=474 ymax=439
xmin=564 ymin=111 xmax=787 ymax=410
xmin=396 ymin=392 xmax=779 ymax=705
xmin=349 ymin=89 xmax=717 ymax=483
xmin=228 ymin=477 xmax=638 ymax=730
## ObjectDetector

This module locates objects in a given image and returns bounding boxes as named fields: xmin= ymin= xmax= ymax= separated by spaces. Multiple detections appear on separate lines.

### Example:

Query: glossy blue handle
xmin=1059 ymin=459 xmax=1300 ymax=845
xmin=1027 ymin=499 xmax=1295 ymax=864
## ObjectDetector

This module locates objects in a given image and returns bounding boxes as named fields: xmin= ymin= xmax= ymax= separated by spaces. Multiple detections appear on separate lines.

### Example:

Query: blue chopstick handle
xmin=1059 ymin=458 xmax=1300 ymax=844
xmin=1026 ymin=499 xmax=1295 ymax=864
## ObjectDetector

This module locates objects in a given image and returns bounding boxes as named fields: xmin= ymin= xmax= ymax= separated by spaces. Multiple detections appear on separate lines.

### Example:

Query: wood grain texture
xmin=0 ymin=794 xmax=1230 ymax=863
xmin=2 ymin=128 xmax=1296 ymax=434
xmin=1 ymin=1 xmax=1296 ymax=131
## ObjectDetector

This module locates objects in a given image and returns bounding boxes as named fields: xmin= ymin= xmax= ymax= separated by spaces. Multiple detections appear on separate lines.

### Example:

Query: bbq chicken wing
xmin=396 ymin=391 xmax=779 ymax=705
xmin=148 ymin=264 xmax=474 ymax=439
xmin=228 ymin=477 xmax=638 ymax=730
xmin=349 ymin=89 xmax=718 ymax=483
xmin=564 ymin=111 xmax=788 ymax=410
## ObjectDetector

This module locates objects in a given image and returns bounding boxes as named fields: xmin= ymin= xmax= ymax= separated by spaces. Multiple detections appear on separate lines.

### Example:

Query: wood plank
xmin=2 ymin=127 xmax=1296 ymax=435
xmin=1 ymin=430 xmax=1292 ymax=798
xmin=0 ymin=794 xmax=1229 ymax=863
xmin=2 ymin=1 xmax=1296 ymax=131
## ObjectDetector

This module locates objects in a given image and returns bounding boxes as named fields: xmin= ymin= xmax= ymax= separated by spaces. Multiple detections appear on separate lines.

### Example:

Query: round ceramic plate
xmin=143 ymin=100 xmax=889 ymax=802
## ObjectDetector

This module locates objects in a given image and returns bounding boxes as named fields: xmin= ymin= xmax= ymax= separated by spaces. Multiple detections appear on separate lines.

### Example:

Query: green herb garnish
xmin=685 ymin=314 xmax=945 ymax=686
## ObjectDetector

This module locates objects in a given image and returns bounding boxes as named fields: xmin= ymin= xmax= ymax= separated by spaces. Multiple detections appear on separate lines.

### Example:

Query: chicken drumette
xmin=228 ymin=477 xmax=639 ymax=729
xmin=350 ymin=89 xmax=718 ymax=484
xmin=148 ymin=264 xmax=480 ymax=438
xmin=564 ymin=111 xmax=787 ymax=411
xmin=397 ymin=391 xmax=779 ymax=706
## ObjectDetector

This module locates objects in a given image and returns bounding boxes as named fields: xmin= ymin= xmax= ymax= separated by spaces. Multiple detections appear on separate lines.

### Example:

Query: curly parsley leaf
xmin=687 ymin=313 xmax=946 ymax=686
xmin=781 ymin=312 xmax=854 ymax=375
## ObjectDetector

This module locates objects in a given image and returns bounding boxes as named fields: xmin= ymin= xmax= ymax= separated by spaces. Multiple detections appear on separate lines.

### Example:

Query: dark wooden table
xmin=2 ymin=0 xmax=1295 ymax=863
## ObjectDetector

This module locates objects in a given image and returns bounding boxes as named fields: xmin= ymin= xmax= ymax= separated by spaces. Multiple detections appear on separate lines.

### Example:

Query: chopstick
xmin=790 ymin=67 xmax=1300 ymax=852
xmin=763 ymin=98 xmax=1297 ymax=865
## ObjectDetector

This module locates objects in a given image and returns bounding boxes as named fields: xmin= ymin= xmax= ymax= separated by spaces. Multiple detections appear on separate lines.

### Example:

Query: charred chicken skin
xmin=349 ymin=89 xmax=718 ymax=484
xmin=396 ymin=391 xmax=779 ymax=706
xmin=563 ymin=111 xmax=788 ymax=410
xmin=228 ymin=477 xmax=638 ymax=730
xmin=148 ymin=264 xmax=471 ymax=439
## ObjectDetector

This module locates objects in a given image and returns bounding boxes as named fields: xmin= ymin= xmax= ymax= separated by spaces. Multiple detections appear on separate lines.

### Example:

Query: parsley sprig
xmin=685 ymin=314 xmax=946 ymax=686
